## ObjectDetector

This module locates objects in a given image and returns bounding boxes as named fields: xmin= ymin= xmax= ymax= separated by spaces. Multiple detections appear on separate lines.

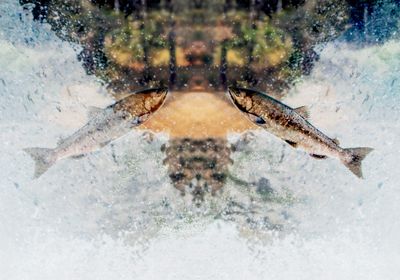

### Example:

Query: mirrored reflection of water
xmin=1 ymin=1 xmax=400 ymax=279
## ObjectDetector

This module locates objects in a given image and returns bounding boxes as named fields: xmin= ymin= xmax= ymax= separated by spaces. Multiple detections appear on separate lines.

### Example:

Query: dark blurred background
xmin=19 ymin=0 xmax=399 ymax=96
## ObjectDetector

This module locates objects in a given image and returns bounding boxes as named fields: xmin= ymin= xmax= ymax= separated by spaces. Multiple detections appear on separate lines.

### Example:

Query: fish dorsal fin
xmin=87 ymin=106 xmax=103 ymax=119
xmin=294 ymin=106 xmax=310 ymax=119
xmin=332 ymin=138 xmax=340 ymax=146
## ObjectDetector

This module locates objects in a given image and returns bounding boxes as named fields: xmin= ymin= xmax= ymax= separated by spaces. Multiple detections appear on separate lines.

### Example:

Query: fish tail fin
xmin=23 ymin=147 xmax=57 ymax=178
xmin=341 ymin=147 xmax=373 ymax=179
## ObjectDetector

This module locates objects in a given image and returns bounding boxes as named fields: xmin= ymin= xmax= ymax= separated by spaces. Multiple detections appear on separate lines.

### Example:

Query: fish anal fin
xmin=87 ymin=106 xmax=103 ymax=119
xmin=310 ymin=154 xmax=327 ymax=159
xmin=294 ymin=106 xmax=310 ymax=119
xmin=285 ymin=140 xmax=298 ymax=148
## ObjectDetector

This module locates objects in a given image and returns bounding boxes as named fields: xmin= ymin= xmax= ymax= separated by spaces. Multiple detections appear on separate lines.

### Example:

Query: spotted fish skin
xmin=228 ymin=87 xmax=373 ymax=178
xmin=24 ymin=88 xmax=168 ymax=178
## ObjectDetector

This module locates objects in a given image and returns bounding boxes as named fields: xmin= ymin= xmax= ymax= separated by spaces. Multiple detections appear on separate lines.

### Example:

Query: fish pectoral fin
xmin=310 ymin=154 xmax=328 ymax=159
xmin=285 ymin=140 xmax=298 ymax=148
xmin=87 ymin=106 xmax=103 ymax=119
xmin=247 ymin=113 xmax=266 ymax=124
xmin=129 ymin=114 xmax=149 ymax=127
xmin=138 ymin=113 xmax=150 ymax=123
xmin=294 ymin=106 xmax=310 ymax=119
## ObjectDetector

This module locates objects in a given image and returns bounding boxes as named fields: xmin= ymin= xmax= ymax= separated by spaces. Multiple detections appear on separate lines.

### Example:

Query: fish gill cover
xmin=1 ymin=0 xmax=400 ymax=279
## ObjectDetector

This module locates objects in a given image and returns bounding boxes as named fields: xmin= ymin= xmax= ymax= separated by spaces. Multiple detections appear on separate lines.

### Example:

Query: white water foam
xmin=1 ymin=1 xmax=400 ymax=279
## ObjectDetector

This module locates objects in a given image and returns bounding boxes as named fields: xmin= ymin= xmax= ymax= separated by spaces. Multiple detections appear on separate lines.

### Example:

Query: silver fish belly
xmin=54 ymin=108 xmax=136 ymax=160
xmin=228 ymin=87 xmax=373 ymax=178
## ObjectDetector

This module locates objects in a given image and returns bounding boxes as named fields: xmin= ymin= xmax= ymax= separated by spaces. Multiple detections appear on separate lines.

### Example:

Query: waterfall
xmin=1 ymin=0 xmax=400 ymax=279
xmin=114 ymin=0 xmax=120 ymax=13
xmin=277 ymin=0 xmax=283 ymax=13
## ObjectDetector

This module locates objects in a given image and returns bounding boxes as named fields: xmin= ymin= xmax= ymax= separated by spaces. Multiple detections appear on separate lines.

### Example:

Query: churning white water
xmin=1 ymin=1 xmax=399 ymax=279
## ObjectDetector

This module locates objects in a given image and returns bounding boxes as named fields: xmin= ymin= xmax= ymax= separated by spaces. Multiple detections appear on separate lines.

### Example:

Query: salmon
xmin=228 ymin=87 xmax=373 ymax=178
xmin=24 ymin=87 xmax=168 ymax=178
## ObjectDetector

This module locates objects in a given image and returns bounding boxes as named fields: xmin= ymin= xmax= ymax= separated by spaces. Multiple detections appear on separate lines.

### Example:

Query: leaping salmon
xmin=228 ymin=87 xmax=373 ymax=178
xmin=24 ymin=87 xmax=168 ymax=178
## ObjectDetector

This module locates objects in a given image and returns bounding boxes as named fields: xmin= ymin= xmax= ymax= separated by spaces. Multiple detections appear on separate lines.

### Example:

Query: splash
xmin=1 ymin=1 xmax=400 ymax=279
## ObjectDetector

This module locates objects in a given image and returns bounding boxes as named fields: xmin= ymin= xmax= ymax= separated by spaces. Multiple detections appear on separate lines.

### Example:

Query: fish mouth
xmin=229 ymin=86 xmax=261 ymax=97
xmin=227 ymin=86 xmax=242 ymax=98
xmin=150 ymin=87 xmax=169 ymax=112
xmin=132 ymin=87 xmax=168 ymax=96
xmin=227 ymin=86 xmax=241 ymax=106
xmin=136 ymin=87 xmax=169 ymax=113
xmin=227 ymin=86 xmax=251 ymax=113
